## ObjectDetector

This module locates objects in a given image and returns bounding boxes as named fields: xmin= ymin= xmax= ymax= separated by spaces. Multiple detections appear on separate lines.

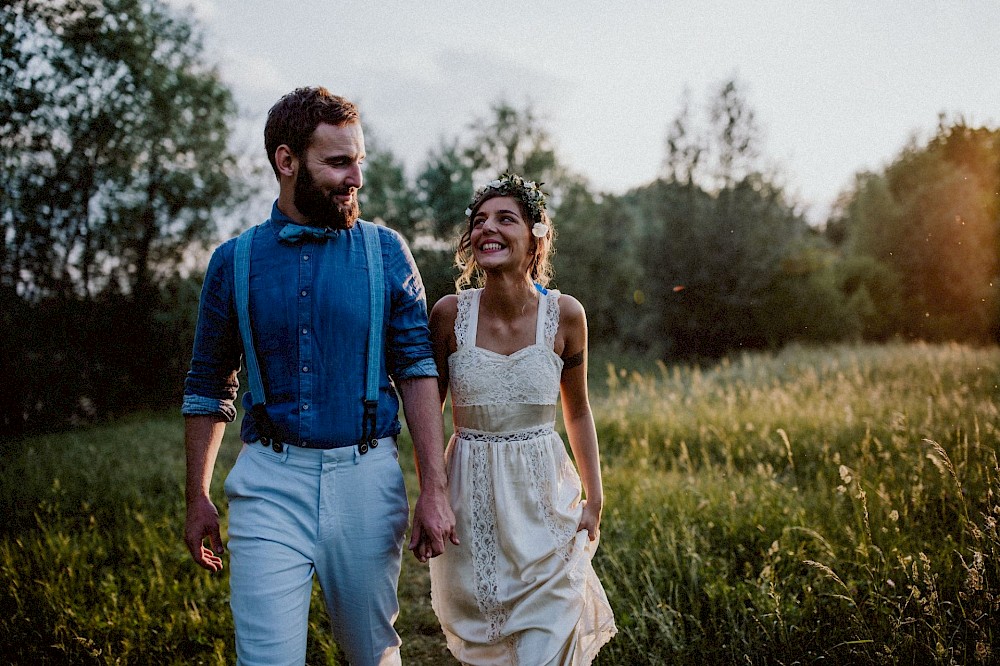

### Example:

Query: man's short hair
xmin=264 ymin=87 xmax=360 ymax=178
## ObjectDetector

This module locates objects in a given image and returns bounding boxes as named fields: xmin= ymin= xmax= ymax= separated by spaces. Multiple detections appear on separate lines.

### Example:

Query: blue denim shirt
xmin=182 ymin=202 xmax=437 ymax=448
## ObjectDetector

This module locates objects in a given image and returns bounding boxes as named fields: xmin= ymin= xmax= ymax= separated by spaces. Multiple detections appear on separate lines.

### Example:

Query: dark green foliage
xmin=359 ymin=132 xmax=423 ymax=238
xmin=463 ymin=101 xmax=561 ymax=192
xmin=620 ymin=151 xmax=853 ymax=358
xmin=549 ymin=78 xmax=861 ymax=360
xmin=1 ymin=274 xmax=204 ymax=433
xmin=415 ymin=138 xmax=475 ymax=242
xmin=1 ymin=0 xmax=242 ymax=432
xmin=833 ymin=254 xmax=905 ymax=341
xmin=550 ymin=180 xmax=646 ymax=347
xmin=1 ymin=0 xmax=241 ymax=301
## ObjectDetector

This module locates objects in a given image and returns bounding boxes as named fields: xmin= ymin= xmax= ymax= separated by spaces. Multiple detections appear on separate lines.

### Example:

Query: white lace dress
xmin=429 ymin=288 xmax=617 ymax=665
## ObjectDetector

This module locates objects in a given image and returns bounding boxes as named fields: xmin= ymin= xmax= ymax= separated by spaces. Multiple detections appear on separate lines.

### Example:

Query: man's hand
xmin=397 ymin=376 xmax=457 ymax=562
xmin=185 ymin=494 xmax=225 ymax=572
xmin=407 ymin=487 xmax=458 ymax=563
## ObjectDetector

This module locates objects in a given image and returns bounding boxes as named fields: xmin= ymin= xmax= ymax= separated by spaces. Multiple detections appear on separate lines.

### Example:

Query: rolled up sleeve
xmin=182 ymin=240 xmax=242 ymax=420
xmin=181 ymin=394 xmax=238 ymax=422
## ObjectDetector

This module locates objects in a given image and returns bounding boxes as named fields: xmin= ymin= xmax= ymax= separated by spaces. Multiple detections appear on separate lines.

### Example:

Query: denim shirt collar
xmin=268 ymin=200 xmax=295 ymax=235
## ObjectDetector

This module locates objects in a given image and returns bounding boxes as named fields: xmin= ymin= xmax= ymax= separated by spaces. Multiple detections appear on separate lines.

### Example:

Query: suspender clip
xmin=359 ymin=399 xmax=378 ymax=454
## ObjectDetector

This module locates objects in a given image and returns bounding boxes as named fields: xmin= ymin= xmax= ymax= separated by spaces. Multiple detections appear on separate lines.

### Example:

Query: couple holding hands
xmin=183 ymin=86 xmax=616 ymax=665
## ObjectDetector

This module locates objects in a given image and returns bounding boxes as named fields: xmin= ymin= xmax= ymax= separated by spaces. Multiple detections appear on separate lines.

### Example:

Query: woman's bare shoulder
xmin=556 ymin=292 xmax=586 ymax=324
xmin=430 ymin=293 xmax=459 ymax=327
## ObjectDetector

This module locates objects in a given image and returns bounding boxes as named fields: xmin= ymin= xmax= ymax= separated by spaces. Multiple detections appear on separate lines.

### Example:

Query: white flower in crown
xmin=531 ymin=222 xmax=549 ymax=238
xmin=467 ymin=173 xmax=549 ymax=228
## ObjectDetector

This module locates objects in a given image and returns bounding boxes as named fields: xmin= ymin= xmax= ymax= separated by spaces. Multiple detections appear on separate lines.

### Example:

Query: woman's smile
xmin=470 ymin=196 xmax=532 ymax=273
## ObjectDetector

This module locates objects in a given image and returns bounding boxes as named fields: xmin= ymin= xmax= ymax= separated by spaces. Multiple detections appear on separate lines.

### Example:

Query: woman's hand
xmin=577 ymin=498 xmax=602 ymax=542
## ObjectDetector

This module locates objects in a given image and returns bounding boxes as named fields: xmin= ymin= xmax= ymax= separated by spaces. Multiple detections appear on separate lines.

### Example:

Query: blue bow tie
xmin=278 ymin=223 xmax=340 ymax=244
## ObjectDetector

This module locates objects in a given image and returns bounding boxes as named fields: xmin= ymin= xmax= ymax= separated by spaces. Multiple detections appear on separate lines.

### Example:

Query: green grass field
xmin=2 ymin=343 xmax=998 ymax=664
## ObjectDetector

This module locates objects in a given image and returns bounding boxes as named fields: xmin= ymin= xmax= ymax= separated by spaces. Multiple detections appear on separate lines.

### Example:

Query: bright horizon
xmin=173 ymin=0 xmax=1000 ymax=224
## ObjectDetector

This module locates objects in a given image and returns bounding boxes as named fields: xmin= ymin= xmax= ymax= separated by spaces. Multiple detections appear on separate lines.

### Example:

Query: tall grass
xmin=1 ymin=343 xmax=997 ymax=664
xmin=593 ymin=342 xmax=1000 ymax=664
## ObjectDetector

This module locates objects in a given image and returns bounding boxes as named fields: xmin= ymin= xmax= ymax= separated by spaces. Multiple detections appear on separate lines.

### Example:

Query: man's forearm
xmin=398 ymin=375 xmax=456 ymax=559
xmin=184 ymin=414 xmax=228 ymax=571
xmin=398 ymin=376 xmax=447 ymax=491
xmin=185 ymin=414 xmax=228 ymax=502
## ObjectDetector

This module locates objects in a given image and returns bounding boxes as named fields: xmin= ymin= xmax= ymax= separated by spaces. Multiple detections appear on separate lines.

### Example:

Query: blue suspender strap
xmin=359 ymin=220 xmax=385 ymax=454
xmin=234 ymin=226 xmax=265 ymax=405
xmin=234 ymin=224 xmax=278 ymax=448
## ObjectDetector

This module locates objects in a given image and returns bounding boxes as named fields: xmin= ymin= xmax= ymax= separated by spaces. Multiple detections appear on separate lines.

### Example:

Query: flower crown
xmin=465 ymin=173 xmax=548 ymax=227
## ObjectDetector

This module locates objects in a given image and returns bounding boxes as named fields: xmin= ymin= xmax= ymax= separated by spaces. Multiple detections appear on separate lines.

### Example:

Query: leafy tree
xmin=358 ymin=135 xmax=421 ymax=237
xmin=839 ymin=119 xmax=1000 ymax=342
xmin=464 ymin=101 xmax=561 ymax=190
xmin=1 ymin=0 xmax=242 ymax=431
xmin=631 ymin=78 xmax=849 ymax=359
xmin=416 ymin=138 xmax=475 ymax=242
xmin=408 ymin=102 xmax=576 ymax=305
xmin=708 ymin=78 xmax=762 ymax=191
xmin=662 ymin=88 xmax=704 ymax=187
xmin=407 ymin=139 xmax=473 ymax=305
xmin=832 ymin=254 xmax=903 ymax=341
xmin=2 ymin=0 xmax=240 ymax=302
xmin=551 ymin=179 xmax=645 ymax=348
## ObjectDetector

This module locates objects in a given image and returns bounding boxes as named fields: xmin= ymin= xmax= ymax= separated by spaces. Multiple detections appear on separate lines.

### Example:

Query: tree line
xmin=3 ymin=0 xmax=998 ymax=433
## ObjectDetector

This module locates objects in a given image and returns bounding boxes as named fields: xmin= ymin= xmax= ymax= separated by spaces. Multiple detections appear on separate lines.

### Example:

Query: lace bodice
xmin=449 ymin=288 xmax=563 ymax=409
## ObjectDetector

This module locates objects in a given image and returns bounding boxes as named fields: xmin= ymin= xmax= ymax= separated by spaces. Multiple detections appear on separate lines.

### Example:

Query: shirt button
xmin=303 ymin=254 xmax=310 ymax=261
xmin=302 ymin=403 xmax=309 ymax=411
xmin=302 ymin=366 xmax=309 ymax=372
xmin=301 ymin=441 xmax=309 ymax=446
xmin=301 ymin=328 xmax=308 ymax=335
xmin=300 ymin=290 xmax=308 ymax=297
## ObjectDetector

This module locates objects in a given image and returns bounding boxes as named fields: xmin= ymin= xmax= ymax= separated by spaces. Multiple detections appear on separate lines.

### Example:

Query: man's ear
xmin=274 ymin=145 xmax=297 ymax=178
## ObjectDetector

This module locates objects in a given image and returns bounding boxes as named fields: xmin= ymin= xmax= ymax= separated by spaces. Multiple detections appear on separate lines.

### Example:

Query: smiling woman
xmin=426 ymin=173 xmax=617 ymax=664
xmin=469 ymin=198 xmax=534 ymax=275
xmin=455 ymin=173 xmax=555 ymax=291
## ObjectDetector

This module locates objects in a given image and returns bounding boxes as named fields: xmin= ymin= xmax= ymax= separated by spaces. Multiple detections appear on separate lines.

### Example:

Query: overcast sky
xmin=171 ymin=0 xmax=1000 ymax=223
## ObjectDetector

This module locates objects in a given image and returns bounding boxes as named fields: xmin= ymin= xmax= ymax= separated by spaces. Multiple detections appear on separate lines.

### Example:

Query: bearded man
xmin=181 ymin=87 xmax=456 ymax=666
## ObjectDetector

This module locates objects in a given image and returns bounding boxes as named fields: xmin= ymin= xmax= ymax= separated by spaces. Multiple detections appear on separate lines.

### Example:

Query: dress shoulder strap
xmin=539 ymin=288 xmax=561 ymax=350
xmin=454 ymin=288 xmax=481 ymax=349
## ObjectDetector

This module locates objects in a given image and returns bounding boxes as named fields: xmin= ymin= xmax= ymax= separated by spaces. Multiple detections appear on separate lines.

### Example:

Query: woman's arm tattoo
xmin=562 ymin=350 xmax=584 ymax=370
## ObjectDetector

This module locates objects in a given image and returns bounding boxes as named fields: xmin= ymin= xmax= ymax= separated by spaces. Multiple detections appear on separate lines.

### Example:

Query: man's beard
xmin=293 ymin=164 xmax=360 ymax=229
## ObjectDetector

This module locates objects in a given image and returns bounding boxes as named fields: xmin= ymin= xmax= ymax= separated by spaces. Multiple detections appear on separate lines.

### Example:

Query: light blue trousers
xmin=224 ymin=438 xmax=408 ymax=666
